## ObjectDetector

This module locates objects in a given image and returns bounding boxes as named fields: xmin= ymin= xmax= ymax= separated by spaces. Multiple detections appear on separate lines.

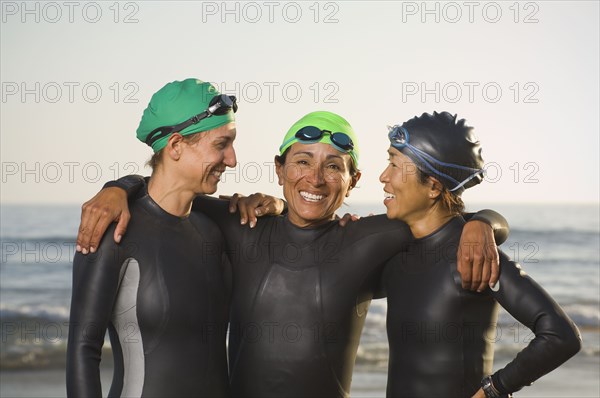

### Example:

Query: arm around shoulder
xmin=466 ymin=209 xmax=509 ymax=245
xmin=77 ymin=175 xmax=147 ymax=253
xmin=192 ymin=195 xmax=240 ymax=233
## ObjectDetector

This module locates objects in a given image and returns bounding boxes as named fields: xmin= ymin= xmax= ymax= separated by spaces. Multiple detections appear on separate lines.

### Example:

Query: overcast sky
xmin=1 ymin=1 xmax=598 ymax=207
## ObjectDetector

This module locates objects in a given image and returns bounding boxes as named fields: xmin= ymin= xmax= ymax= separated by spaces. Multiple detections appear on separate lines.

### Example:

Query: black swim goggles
xmin=290 ymin=126 xmax=354 ymax=152
xmin=145 ymin=94 xmax=237 ymax=147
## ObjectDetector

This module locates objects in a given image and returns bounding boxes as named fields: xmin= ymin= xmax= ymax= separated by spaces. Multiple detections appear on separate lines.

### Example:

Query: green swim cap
xmin=279 ymin=111 xmax=359 ymax=167
xmin=136 ymin=78 xmax=235 ymax=152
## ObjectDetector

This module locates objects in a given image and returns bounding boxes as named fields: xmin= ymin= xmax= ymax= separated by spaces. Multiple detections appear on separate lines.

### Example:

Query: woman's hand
xmin=337 ymin=213 xmax=374 ymax=226
xmin=471 ymin=388 xmax=486 ymax=398
xmin=458 ymin=220 xmax=500 ymax=292
xmin=76 ymin=187 xmax=130 ymax=254
xmin=223 ymin=193 xmax=286 ymax=228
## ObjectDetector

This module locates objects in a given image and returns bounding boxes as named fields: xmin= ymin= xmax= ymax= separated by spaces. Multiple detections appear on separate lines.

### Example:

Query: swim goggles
xmin=388 ymin=125 xmax=484 ymax=192
xmin=145 ymin=94 xmax=237 ymax=147
xmin=280 ymin=126 xmax=354 ymax=153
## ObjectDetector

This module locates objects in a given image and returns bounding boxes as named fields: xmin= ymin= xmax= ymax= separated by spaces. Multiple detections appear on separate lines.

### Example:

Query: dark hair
xmin=415 ymin=167 xmax=465 ymax=216
xmin=275 ymin=148 xmax=360 ymax=177
xmin=147 ymin=132 xmax=204 ymax=171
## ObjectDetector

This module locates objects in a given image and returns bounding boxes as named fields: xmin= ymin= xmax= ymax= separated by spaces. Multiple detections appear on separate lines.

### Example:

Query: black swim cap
xmin=389 ymin=111 xmax=484 ymax=193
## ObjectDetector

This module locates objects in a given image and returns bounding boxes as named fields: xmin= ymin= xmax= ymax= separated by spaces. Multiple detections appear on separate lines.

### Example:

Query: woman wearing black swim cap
xmin=379 ymin=111 xmax=581 ymax=398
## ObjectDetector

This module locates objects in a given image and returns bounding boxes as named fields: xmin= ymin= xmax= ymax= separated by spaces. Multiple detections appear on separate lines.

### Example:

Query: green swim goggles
xmin=279 ymin=126 xmax=355 ymax=153
xmin=145 ymin=94 xmax=237 ymax=147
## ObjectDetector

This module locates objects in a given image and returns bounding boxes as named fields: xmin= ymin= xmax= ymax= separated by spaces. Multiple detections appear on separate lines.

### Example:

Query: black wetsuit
xmin=67 ymin=192 xmax=230 ymax=397
xmin=383 ymin=216 xmax=581 ymax=397
xmin=106 ymin=175 xmax=509 ymax=397
xmin=197 ymin=197 xmax=412 ymax=398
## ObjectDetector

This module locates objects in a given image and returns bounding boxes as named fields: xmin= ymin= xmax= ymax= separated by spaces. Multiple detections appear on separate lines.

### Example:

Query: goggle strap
xmin=405 ymin=144 xmax=479 ymax=171
xmin=409 ymin=145 xmax=482 ymax=173
xmin=404 ymin=146 xmax=462 ymax=186
xmin=146 ymin=126 xmax=172 ymax=146
xmin=145 ymin=95 xmax=235 ymax=148
xmin=448 ymin=170 xmax=485 ymax=192
xmin=404 ymin=144 xmax=484 ymax=191
xmin=279 ymin=135 xmax=298 ymax=152
xmin=146 ymin=113 xmax=205 ymax=147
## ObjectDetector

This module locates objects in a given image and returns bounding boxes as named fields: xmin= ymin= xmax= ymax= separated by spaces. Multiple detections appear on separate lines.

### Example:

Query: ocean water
xmin=1 ymin=203 xmax=599 ymax=375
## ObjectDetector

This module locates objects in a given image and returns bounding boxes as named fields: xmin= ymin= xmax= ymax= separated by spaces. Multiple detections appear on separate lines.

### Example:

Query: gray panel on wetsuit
xmin=112 ymin=258 xmax=144 ymax=397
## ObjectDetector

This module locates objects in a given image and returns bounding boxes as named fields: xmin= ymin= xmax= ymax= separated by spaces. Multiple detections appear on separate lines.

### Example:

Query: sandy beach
xmin=1 ymin=353 xmax=598 ymax=398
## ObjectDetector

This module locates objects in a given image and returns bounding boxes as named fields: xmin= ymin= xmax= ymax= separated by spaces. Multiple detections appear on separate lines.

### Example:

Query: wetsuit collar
xmin=412 ymin=215 xmax=465 ymax=244
xmin=283 ymin=214 xmax=337 ymax=229
xmin=139 ymin=188 xmax=190 ymax=225
xmin=281 ymin=215 xmax=338 ymax=243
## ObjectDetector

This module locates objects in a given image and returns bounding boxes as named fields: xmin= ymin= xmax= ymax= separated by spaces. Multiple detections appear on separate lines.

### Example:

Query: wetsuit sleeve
xmin=345 ymin=215 xmax=414 ymax=299
xmin=66 ymin=226 xmax=124 ymax=397
xmin=464 ymin=209 xmax=510 ymax=245
xmin=192 ymin=195 xmax=243 ymax=243
xmin=103 ymin=174 xmax=146 ymax=198
xmin=489 ymin=251 xmax=582 ymax=394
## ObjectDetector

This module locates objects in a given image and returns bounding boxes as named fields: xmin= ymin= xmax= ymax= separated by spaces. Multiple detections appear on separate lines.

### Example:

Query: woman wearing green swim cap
xmin=67 ymin=79 xmax=236 ymax=397
xmin=274 ymin=111 xmax=361 ymax=228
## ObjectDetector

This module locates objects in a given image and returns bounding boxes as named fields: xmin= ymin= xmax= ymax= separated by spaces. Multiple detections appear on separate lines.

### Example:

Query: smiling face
xmin=178 ymin=122 xmax=237 ymax=195
xmin=379 ymin=146 xmax=436 ymax=224
xmin=275 ymin=142 xmax=359 ymax=228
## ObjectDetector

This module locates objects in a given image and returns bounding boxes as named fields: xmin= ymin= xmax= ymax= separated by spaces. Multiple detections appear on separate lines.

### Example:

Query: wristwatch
xmin=481 ymin=376 xmax=512 ymax=398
